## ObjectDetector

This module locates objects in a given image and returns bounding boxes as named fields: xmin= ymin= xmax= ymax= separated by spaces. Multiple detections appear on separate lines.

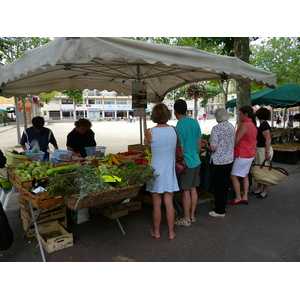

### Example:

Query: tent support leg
xmin=109 ymin=203 xmax=125 ymax=235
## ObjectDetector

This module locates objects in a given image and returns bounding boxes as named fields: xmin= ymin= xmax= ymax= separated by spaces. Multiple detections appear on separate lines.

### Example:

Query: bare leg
xmin=254 ymin=183 xmax=263 ymax=194
xmin=182 ymin=189 xmax=191 ymax=221
xmin=230 ymin=174 xmax=242 ymax=201
xmin=260 ymin=184 xmax=268 ymax=197
xmin=151 ymin=193 xmax=162 ymax=238
xmin=241 ymin=175 xmax=249 ymax=201
xmin=190 ymin=187 xmax=198 ymax=219
xmin=163 ymin=192 xmax=175 ymax=239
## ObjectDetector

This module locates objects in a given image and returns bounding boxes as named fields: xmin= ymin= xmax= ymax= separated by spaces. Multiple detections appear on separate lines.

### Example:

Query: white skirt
xmin=231 ymin=156 xmax=255 ymax=177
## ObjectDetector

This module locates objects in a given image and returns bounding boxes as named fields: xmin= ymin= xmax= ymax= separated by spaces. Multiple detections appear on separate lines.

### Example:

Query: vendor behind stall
xmin=66 ymin=118 xmax=96 ymax=157
xmin=20 ymin=116 xmax=59 ymax=160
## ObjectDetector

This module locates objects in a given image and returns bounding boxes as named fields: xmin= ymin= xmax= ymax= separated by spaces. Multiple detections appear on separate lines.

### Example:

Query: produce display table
xmin=5 ymin=150 xmax=153 ymax=261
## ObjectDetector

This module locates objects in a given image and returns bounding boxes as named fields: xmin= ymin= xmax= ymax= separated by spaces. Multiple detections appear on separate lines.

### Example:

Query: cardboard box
xmin=36 ymin=220 xmax=73 ymax=253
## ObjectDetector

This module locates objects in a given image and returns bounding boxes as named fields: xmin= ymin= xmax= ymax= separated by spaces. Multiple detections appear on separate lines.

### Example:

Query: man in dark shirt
xmin=66 ymin=118 xmax=96 ymax=157
xmin=20 ymin=116 xmax=59 ymax=160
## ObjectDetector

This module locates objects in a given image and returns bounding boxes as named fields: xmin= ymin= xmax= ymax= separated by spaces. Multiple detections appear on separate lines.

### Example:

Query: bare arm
xmin=67 ymin=146 xmax=81 ymax=157
xmin=262 ymin=129 xmax=271 ymax=160
xmin=235 ymin=123 xmax=248 ymax=146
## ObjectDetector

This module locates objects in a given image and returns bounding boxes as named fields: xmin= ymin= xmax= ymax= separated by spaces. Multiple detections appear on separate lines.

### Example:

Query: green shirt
xmin=176 ymin=116 xmax=202 ymax=168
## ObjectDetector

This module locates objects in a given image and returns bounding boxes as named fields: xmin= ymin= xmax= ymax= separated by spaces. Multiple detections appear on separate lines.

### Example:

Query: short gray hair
xmin=214 ymin=108 xmax=229 ymax=122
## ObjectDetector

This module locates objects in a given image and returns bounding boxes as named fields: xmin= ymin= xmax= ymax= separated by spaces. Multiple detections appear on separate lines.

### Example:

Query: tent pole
xmin=14 ymin=96 xmax=21 ymax=146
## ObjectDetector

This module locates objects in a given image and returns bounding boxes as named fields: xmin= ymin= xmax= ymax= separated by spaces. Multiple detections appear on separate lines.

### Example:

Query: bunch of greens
xmin=116 ymin=165 xmax=158 ymax=188
xmin=47 ymin=164 xmax=110 ymax=200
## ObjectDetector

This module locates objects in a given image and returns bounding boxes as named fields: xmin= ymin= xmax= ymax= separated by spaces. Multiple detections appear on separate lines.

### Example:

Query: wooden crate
xmin=36 ymin=220 xmax=73 ymax=253
xmin=115 ymin=153 xmax=143 ymax=163
xmin=100 ymin=203 xmax=128 ymax=219
xmin=21 ymin=205 xmax=66 ymax=225
xmin=124 ymin=200 xmax=142 ymax=212
xmin=23 ymin=216 xmax=67 ymax=238
xmin=127 ymin=144 xmax=147 ymax=151
xmin=19 ymin=186 xmax=64 ymax=209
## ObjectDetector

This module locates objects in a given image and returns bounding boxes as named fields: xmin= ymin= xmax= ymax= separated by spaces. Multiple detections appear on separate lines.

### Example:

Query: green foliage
xmin=250 ymin=37 xmax=300 ymax=88
xmin=0 ymin=112 xmax=10 ymax=124
xmin=0 ymin=37 xmax=51 ymax=65
xmin=61 ymin=89 xmax=83 ymax=104
xmin=38 ymin=91 xmax=59 ymax=104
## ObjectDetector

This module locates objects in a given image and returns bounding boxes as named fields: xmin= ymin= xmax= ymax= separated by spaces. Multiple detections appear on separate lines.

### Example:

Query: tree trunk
xmin=234 ymin=37 xmax=251 ymax=124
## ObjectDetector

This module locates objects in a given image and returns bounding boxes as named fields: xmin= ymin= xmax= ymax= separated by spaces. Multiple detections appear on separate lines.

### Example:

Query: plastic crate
xmin=24 ymin=150 xmax=45 ymax=161
xmin=54 ymin=149 xmax=73 ymax=161
xmin=85 ymin=146 xmax=106 ymax=157
xmin=4 ymin=150 xmax=29 ymax=165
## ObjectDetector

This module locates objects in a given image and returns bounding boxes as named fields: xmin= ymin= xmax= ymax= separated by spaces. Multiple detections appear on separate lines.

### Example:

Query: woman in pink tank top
xmin=228 ymin=106 xmax=257 ymax=205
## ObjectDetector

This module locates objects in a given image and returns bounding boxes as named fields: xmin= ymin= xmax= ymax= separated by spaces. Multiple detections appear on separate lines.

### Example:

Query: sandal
xmin=175 ymin=218 xmax=191 ymax=227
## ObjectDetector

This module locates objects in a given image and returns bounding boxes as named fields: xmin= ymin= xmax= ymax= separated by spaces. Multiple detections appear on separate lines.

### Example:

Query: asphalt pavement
xmin=1 ymin=158 xmax=300 ymax=263
xmin=1 ymin=121 xmax=300 ymax=261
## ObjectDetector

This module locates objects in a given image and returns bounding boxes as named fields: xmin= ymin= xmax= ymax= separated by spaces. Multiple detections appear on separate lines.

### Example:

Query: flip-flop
xmin=150 ymin=229 xmax=160 ymax=240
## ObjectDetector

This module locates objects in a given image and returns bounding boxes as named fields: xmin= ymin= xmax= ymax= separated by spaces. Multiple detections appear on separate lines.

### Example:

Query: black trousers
xmin=212 ymin=163 xmax=233 ymax=214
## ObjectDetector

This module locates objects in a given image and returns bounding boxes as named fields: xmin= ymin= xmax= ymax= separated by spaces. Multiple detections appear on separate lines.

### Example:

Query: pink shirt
xmin=234 ymin=119 xmax=257 ymax=158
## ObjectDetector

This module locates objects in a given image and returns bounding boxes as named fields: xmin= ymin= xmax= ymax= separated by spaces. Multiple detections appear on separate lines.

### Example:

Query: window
xmin=96 ymin=100 xmax=102 ymax=104
xmin=104 ymin=100 xmax=114 ymax=104
xmin=61 ymin=99 xmax=73 ymax=104
xmin=88 ymin=100 xmax=95 ymax=104
xmin=117 ymin=101 xmax=127 ymax=104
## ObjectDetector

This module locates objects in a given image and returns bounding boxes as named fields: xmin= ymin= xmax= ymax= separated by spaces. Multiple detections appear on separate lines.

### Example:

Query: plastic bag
xmin=30 ymin=140 xmax=40 ymax=153
xmin=71 ymin=208 xmax=90 ymax=224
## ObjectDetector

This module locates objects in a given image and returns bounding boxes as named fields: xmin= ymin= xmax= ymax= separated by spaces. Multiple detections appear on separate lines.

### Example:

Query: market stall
xmin=226 ymin=83 xmax=300 ymax=164
xmin=4 ymin=147 xmax=154 ymax=261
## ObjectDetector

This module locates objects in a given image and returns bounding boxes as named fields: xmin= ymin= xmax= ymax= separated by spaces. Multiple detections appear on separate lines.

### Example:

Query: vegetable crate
xmin=127 ymin=144 xmax=147 ymax=151
xmin=21 ymin=205 xmax=66 ymax=226
xmin=64 ymin=183 xmax=144 ymax=210
xmin=23 ymin=215 xmax=67 ymax=238
xmin=36 ymin=220 xmax=73 ymax=253
xmin=19 ymin=186 xmax=64 ymax=210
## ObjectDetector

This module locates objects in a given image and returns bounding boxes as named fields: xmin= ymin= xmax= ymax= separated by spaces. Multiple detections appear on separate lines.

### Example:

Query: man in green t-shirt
xmin=174 ymin=99 xmax=202 ymax=227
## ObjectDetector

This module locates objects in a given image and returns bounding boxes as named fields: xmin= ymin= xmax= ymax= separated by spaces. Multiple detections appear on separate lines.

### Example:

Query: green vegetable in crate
xmin=46 ymin=165 xmax=73 ymax=176
xmin=17 ymin=163 xmax=26 ymax=169
xmin=28 ymin=163 xmax=36 ymax=170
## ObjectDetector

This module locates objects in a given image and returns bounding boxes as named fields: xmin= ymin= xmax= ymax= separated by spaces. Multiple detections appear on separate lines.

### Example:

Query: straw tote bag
xmin=250 ymin=159 xmax=289 ymax=186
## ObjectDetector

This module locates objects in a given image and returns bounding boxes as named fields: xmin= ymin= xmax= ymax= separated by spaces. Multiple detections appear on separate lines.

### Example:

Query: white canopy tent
xmin=0 ymin=37 xmax=276 ymax=145
xmin=0 ymin=37 xmax=276 ymax=100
